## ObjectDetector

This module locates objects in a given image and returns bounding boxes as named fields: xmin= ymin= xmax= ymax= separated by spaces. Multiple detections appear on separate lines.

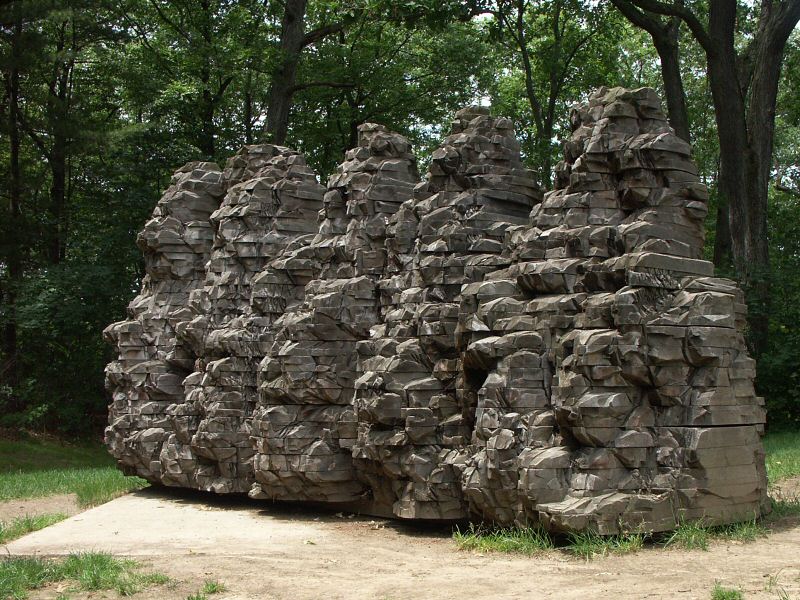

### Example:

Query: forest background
xmin=1 ymin=0 xmax=799 ymax=437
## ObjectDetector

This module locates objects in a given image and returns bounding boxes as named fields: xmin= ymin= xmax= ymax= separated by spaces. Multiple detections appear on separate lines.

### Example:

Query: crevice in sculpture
xmin=105 ymin=87 xmax=768 ymax=533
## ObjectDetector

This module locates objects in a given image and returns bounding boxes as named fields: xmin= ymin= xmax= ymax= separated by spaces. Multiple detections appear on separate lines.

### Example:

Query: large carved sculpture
xmin=105 ymin=87 xmax=768 ymax=533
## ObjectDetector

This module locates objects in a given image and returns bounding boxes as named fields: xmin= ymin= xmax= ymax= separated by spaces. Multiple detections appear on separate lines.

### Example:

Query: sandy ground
xmin=3 ymin=484 xmax=800 ymax=600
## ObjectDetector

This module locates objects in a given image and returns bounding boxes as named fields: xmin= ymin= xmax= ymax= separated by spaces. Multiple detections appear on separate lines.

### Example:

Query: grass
xmin=186 ymin=579 xmax=227 ymax=600
xmin=0 ymin=513 xmax=68 ymax=544
xmin=664 ymin=517 xmax=768 ymax=551
xmin=763 ymin=431 xmax=800 ymax=482
xmin=0 ymin=552 xmax=169 ymax=599
xmin=0 ymin=437 xmax=147 ymax=506
xmin=453 ymin=524 xmax=554 ymax=555
xmin=565 ymin=530 xmax=645 ymax=559
xmin=453 ymin=523 xmax=646 ymax=559
xmin=201 ymin=580 xmax=226 ymax=594
xmin=710 ymin=582 xmax=744 ymax=600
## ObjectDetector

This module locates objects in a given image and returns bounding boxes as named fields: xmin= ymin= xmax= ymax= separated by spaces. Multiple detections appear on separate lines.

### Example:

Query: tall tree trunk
xmin=713 ymin=199 xmax=732 ymax=266
xmin=611 ymin=1 xmax=691 ymax=141
xmin=2 ymin=12 xmax=23 ymax=408
xmin=704 ymin=0 xmax=798 ymax=356
xmin=265 ymin=0 xmax=308 ymax=145
xmin=653 ymin=18 xmax=690 ymax=141
xmin=198 ymin=0 xmax=215 ymax=157
xmin=244 ymin=70 xmax=253 ymax=144
xmin=199 ymin=73 xmax=216 ymax=157
xmin=619 ymin=0 xmax=800 ymax=358
xmin=47 ymin=65 xmax=70 ymax=265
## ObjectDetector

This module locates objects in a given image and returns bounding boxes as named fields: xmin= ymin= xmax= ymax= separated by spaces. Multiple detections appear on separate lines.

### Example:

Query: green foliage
xmin=769 ymin=497 xmax=800 ymax=519
xmin=710 ymin=583 xmax=744 ymax=600
xmin=0 ymin=0 xmax=798 ymax=437
xmin=0 ymin=553 xmax=169 ymax=599
xmin=0 ymin=437 xmax=147 ymax=505
xmin=0 ymin=513 xmax=67 ymax=544
xmin=453 ymin=523 xmax=554 ymax=555
xmin=755 ymin=191 xmax=800 ymax=429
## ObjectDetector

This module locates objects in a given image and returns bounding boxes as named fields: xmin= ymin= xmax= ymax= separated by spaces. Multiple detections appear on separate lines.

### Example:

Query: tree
xmin=115 ymin=0 xmax=271 ymax=159
xmin=484 ymin=0 xmax=624 ymax=184
xmin=613 ymin=0 xmax=800 ymax=356
xmin=264 ymin=0 xmax=347 ymax=144
xmin=289 ymin=17 xmax=489 ymax=174
xmin=610 ymin=0 xmax=690 ymax=141
xmin=0 ymin=0 xmax=25 ymax=410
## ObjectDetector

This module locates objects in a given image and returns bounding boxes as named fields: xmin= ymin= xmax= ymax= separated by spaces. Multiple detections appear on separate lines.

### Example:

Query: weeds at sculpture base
xmin=0 ymin=513 xmax=67 ymax=544
xmin=0 ymin=552 xmax=169 ymax=599
xmin=452 ymin=524 xmax=555 ymax=555
xmin=454 ymin=512 xmax=779 ymax=557
xmin=0 ymin=438 xmax=148 ymax=506
xmin=565 ymin=531 xmax=646 ymax=559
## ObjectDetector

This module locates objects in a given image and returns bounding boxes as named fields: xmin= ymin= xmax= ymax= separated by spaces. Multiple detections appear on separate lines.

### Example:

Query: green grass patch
xmin=0 ymin=438 xmax=147 ymax=506
xmin=565 ymin=530 xmax=645 ymax=559
xmin=0 ymin=552 xmax=168 ymax=599
xmin=664 ymin=516 xmax=768 ymax=551
xmin=710 ymin=582 xmax=743 ymax=600
xmin=201 ymin=580 xmax=226 ymax=594
xmin=453 ymin=523 xmax=554 ymax=555
xmin=186 ymin=580 xmax=227 ymax=600
xmin=664 ymin=519 xmax=710 ymax=550
xmin=0 ymin=513 xmax=67 ymax=544
xmin=763 ymin=431 xmax=800 ymax=482
xmin=453 ymin=523 xmax=647 ymax=559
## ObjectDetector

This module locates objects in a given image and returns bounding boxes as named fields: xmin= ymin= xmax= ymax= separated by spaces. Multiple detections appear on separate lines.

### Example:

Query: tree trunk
xmin=265 ymin=0 xmax=308 ymax=145
xmin=199 ymin=75 xmax=216 ymax=157
xmin=47 ymin=68 xmax=70 ymax=265
xmin=713 ymin=199 xmax=732 ymax=266
xmin=48 ymin=146 xmax=67 ymax=264
xmin=704 ymin=0 xmax=799 ymax=357
xmin=620 ymin=0 xmax=800 ymax=358
xmin=653 ymin=18 xmax=690 ymax=141
xmin=610 ymin=1 xmax=691 ymax=141
xmin=197 ymin=0 xmax=215 ymax=157
xmin=2 ymin=12 xmax=23 ymax=408
xmin=244 ymin=70 xmax=253 ymax=144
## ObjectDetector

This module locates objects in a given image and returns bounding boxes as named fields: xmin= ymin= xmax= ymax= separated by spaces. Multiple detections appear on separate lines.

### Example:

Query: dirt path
xmin=0 ymin=494 xmax=80 ymax=521
xmin=4 ymin=486 xmax=800 ymax=600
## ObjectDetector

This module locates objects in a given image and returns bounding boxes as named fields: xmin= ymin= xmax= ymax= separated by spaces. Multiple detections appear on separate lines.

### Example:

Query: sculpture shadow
xmin=132 ymin=485 xmax=461 ymax=539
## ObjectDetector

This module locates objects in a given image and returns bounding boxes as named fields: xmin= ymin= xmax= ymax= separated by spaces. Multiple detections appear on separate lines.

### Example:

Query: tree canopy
xmin=1 ymin=0 xmax=799 ymax=435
